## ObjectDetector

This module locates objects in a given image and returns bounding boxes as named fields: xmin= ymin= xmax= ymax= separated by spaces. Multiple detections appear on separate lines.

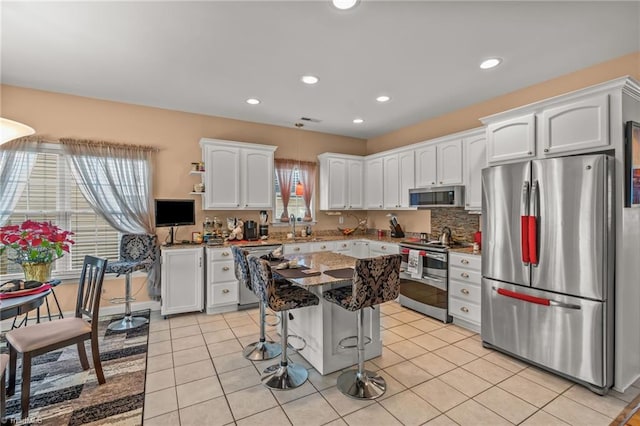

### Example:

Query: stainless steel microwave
xmin=408 ymin=186 xmax=465 ymax=208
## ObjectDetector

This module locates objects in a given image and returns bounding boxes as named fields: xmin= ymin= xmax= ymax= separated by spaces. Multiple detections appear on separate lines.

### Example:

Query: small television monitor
xmin=154 ymin=199 xmax=195 ymax=227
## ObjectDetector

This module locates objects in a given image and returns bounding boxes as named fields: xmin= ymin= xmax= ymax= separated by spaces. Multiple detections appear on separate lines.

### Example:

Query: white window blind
xmin=0 ymin=150 xmax=120 ymax=278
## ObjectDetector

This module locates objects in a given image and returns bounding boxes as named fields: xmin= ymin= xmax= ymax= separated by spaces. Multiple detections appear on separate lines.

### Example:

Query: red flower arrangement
xmin=0 ymin=220 xmax=75 ymax=264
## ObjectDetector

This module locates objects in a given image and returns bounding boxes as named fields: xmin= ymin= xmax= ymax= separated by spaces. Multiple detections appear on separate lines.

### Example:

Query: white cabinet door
xmin=205 ymin=247 xmax=239 ymax=313
xmin=486 ymin=113 xmax=536 ymax=164
xmin=415 ymin=144 xmax=437 ymax=187
xmin=365 ymin=157 xmax=384 ymax=209
xmin=541 ymin=93 xmax=609 ymax=156
xmin=350 ymin=241 xmax=370 ymax=259
xmin=383 ymin=154 xmax=400 ymax=208
xmin=398 ymin=151 xmax=415 ymax=207
xmin=328 ymin=157 xmax=348 ymax=209
xmin=243 ymin=148 xmax=274 ymax=208
xmin=347 ymin=160 xmax=364 ymax=209
xmin=464 ymin=134 xmax=487 ymax=210
xmin=203 ymin=145 xmax=241 ymax=209
xmin=161 ymin=247 xmax=204 ymax=316
xmin=437 ymin=139 xmax=463 ymax=185
xmin=201 ymin=140 xmax=276 ymax=210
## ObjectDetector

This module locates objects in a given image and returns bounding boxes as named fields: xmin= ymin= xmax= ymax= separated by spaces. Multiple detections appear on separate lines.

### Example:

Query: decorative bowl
xmin=338 ymin=227 xmax=356 ymax=236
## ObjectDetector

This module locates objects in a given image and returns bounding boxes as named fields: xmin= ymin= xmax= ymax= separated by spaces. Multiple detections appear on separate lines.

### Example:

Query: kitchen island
xmin=276 ymin=251 xmax=382 ymax=375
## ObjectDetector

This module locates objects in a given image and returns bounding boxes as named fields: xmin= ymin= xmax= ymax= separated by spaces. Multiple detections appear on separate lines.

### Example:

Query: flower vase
xmin=21 ymin=262 xmax=52 ymax=283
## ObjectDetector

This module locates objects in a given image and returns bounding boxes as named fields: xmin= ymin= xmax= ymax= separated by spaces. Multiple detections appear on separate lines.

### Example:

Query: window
xmin=274 ymin=168 xmax=309 ymax=222
xmin=0 ymin=149 xmax=120 ymax=279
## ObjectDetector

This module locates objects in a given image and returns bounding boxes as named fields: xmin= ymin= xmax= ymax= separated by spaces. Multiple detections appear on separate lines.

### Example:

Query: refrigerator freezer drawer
xmin=481 ymin=278 xmax=610 ymax=389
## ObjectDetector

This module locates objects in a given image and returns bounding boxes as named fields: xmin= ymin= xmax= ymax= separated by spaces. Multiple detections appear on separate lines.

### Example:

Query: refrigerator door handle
xmin=529 ymin=180 xmax=539 ymax=265
xmin=494 ymin=286 xmax=581 ymax=310
xmin=521 ymin=181 xmax=530 ymax=265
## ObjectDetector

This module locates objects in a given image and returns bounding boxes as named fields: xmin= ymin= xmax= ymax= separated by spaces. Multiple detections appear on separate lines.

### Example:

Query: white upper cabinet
xmin=415 ymin=139 xmax=463 ymax=187
xmin=463 ymin=131 xmax=487 ymax=210
xmin=318 ymin=153 xmax=364 ymax=210
xmin=540 ymin=93 xmax=609 ymax=155
xmin=200 ymin=139 xmax=276 ymax=210
xmin=365 ymin=157 xmax=384 ymax=209
xmin=381 ymin=151 xmax=415 ymax=208
xmin=437 ymin=139 xmax=463 ymax=185
xmin=486 ymin=113 xmax=536 ymax=164
xmin=415 ymin=144 xmax=437 ymax=187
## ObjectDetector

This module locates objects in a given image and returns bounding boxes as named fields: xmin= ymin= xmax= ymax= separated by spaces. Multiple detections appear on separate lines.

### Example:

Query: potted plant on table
xmin=0 ymin=220 xmax=75 ymax=282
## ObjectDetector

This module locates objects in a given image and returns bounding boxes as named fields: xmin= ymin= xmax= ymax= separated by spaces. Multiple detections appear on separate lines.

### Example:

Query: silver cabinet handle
xmin=199 ymin=257 xmax=202 ymax=267
xmin=460 ymin=307 xmax=469 ymax=313
xmin=431 ymin=182 xmax=435 ymax=185
xmin=222 ymin=289 xmax=230 ymax=294
xmin=544 ymin=148 xmax=549 ymax=153
xmin=527 ymin=151 xmax=532 ymax=155
xmin=461 ymin=272 xmax=469 ymax=278
xmin=321 ymin=245 xmax=326 ymax=249
xmin=222 ymin=252 xmax=230 ymax=256
xmin=461 ymin=259 xmax=469 ymax=265
xmin=341 ymin=244 xmax=347 ymax=248
xmin=222 ymin=266 xmax=230 ymax=271
xmin=461 ymin=288 xmax=470 ymax=295
xmin=381 ymin=246 xmax=386 ymax=250
xmin=379 ymin=204 xmax=382 ymax=207
xmin=294 ymin=247 xmax=301 ymax=252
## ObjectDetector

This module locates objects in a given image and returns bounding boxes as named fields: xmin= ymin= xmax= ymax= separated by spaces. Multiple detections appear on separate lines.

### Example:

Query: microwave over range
xmin=408 ymin=186 xmax=464 ymax=208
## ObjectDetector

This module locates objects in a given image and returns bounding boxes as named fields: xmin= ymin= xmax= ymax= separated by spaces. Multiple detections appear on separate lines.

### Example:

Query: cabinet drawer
xmin=310 ymin=241 xmax=336 ymax=252
xmin=449 ymin=279 xmax=481 ymax=304
xmin=208 ymin=248 xmax=233 ymax=261
xmin=449 ymin=266 xmax=481 ymax=285
xmin=449 ymin=298 xmax=481 ymax=323
xmin=449 ymin=253 xmax=481 ymax=271
xmin=209 ymin=282 xmax=238 ymax=306
xmin=211 ymin=260 xmax=236 ymax=282
xmin=335 ymin=241 xmax=351 ymax=251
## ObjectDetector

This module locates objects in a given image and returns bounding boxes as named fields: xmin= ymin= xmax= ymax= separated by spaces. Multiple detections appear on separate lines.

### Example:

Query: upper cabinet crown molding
xmin=199 ymin=138 xmax=277 ymax=210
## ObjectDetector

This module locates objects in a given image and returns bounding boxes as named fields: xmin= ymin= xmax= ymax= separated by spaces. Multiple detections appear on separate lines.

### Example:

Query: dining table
xmin=0 ymin=288 xmax=52 ymax=323
xmin=271 ymin=251 xmax=383 ymax=375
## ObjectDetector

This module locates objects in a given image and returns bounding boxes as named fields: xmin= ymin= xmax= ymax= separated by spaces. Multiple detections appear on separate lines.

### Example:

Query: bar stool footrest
xmin=264 ymin=312 xmax=281 ymax=327
xmin=338 ymin=335 xmax=372 ymax=350
xmin=286 ymin=334 xmax=306 ymax=354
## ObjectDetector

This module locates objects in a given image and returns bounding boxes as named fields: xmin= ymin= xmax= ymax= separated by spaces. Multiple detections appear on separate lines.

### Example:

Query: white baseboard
xmin=59 ymin=301 xmax=161 ymax=318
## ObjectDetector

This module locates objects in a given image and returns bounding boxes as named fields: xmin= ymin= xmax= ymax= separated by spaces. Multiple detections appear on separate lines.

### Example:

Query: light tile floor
xmin=143 ymin=302 xmax=639 ymax=425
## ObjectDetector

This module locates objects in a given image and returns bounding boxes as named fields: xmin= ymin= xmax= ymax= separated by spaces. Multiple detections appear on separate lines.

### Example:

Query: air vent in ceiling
xmin=300 ymin=116 xmax=322 ymax=123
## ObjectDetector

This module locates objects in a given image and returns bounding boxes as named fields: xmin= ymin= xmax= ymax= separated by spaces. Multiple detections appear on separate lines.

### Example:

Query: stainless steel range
xmin=398 ymin=240 xmax=460 ymax=323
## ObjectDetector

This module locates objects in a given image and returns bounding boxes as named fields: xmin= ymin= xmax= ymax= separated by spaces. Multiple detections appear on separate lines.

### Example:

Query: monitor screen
xmin=154 ymin=199 xmax=195 ymax=227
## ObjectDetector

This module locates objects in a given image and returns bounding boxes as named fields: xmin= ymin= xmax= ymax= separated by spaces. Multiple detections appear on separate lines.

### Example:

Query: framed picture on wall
xmin=625 ymin=121 xmax=640 ymax=207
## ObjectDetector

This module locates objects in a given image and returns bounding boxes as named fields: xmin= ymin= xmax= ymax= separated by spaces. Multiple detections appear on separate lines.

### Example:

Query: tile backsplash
xmin=429 ymin=208 xmax=480 ymax=243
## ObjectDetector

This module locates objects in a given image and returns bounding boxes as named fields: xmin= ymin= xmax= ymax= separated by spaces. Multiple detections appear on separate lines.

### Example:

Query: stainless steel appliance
xmin=398 ymin=240 xmax=459 ymax=323
xmin=237 ymin=243 xmax=283 ymax=307
xmin=409 ymin=185 xmax=464 ymax=208
xmin=481 ymin=154 xmax=614 ymax=394
xmin=259 ymin=210 xmax=269 ymax=237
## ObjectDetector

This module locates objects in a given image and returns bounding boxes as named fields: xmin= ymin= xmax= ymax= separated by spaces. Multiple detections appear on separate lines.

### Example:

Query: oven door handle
xmin=423 ymin=274 xmax=444 ymax=283
xmin=424 ymin=253 xmax=446 ymax=262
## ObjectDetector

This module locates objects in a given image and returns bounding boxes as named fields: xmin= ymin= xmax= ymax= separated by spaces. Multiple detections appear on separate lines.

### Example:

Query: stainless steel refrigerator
xmin=481 ymin=154 xmax=614 ymax=394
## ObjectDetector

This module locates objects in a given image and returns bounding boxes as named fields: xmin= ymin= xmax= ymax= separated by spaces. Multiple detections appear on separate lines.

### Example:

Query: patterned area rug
xmin=1 ymin=310 xmax=149 ymax=425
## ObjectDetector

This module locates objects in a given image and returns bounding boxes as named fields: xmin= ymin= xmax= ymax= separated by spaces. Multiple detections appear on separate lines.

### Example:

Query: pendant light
xmin=0 ymin=117 xmax=35 ymax=145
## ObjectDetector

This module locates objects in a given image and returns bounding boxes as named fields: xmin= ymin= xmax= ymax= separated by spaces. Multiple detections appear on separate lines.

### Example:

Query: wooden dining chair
xmin=6 ymin=255 xmax=108 ymax=419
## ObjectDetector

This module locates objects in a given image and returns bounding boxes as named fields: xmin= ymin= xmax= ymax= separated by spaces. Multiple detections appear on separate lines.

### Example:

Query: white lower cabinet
xmin=282 ymin=242 xmax=311 ymax=255
xmin=161 ymin=246 xmax=204 ymax=316
xmin=206 ymin=247 xmax=239 ymax=314
xmin=448 ymin=252 xmax=481 ymax=332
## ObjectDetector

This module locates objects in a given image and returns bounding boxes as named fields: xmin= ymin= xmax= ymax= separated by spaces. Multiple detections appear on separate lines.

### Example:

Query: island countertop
xmin=281 ymin=251 xmax=356 ymax=286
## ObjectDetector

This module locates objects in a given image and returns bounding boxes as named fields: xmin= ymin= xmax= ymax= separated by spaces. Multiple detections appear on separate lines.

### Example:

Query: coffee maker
xmin=259 ymin=210 xmax=269 ymax=237
xmin=244 ymin=220 xmax=258 ymax=241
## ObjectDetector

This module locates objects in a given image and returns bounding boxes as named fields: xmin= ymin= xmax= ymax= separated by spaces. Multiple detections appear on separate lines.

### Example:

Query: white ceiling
xmin=1 ymin=1 xmax=639 ymax=139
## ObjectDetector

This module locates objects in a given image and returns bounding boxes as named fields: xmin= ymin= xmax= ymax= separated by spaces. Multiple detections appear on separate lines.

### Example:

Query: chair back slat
xmin=231 ymin=246 xmax=252 ymax=291
xmin=349 ymin=254 xmax=402 ymax=310
xmin=76 ymin=255 xmax=107 ymax=323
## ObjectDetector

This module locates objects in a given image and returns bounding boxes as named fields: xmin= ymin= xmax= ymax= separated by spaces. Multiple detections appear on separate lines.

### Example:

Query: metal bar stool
xmin=105 ymin=234 xmax=158 ymax=331
xmin=247 ymin=255 xmax=319 ymax=390
xmin=322 ymin=254 xmax=402 ymax=399
xmin=230 ymin=246 xmax=281 ymax=361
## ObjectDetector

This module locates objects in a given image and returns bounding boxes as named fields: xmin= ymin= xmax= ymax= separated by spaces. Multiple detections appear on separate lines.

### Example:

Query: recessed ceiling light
xmin=480 ymin=58 xmax=502 ymax=70
xmin=353 ymin=118 xmax=364 ymax=124
xmin=332 ymin=0 xmax=359 ymax=10
xmin=301 ymin=75 xmax=319 ymax=85
xmin=376 ymin=95 xmax=391 ymax=103
xmin=246 ymin=98 xmax=260 ymax=105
